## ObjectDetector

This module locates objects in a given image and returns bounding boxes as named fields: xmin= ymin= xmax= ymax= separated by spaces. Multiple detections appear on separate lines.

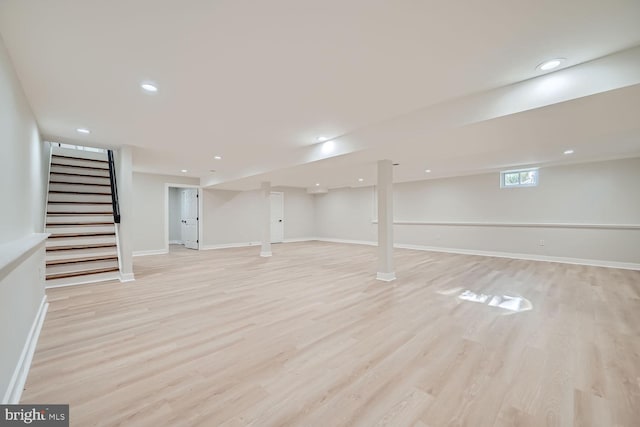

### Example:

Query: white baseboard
xmin=314 ymin=238 xmax=640 ymax=271
xmin=282 ymin=237 xmax=317 ymax=243
xmin=169 ymin=240 xmax=183 ymax=245
xmin=376 ymin=272 xmax=396 ymax=282
xmin=119 ymin=272 xmax=135 ymax=282
xmin=200 ymin=242 xmax=261 ymax=251
xmin=130 ymin=239 xmax=639 ymax=270
xmin=201 ymin=239 xmax=317 ymax=250
xmin=132 ymin=249 xmax=169 ymax=257
xmin=394 ymin=243 xmax=640 ymax=270
xmin=314 ymin=237 xmax=376 ymax=246
xmin=2 ymin=295 xmax=49 ymax=404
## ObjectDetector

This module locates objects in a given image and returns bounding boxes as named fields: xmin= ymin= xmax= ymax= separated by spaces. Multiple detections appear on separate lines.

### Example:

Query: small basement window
xmin=500 ymin=168 xmax=538 ymax=188
xmin=47 ymin=141 xmax=106 ymax=153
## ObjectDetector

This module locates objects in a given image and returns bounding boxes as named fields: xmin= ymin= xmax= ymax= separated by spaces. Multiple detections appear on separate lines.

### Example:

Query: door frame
xmin=270 ymin=191 xmax=284 ymax=243
xmin=164 ymin=183 xmax=203 ymax=252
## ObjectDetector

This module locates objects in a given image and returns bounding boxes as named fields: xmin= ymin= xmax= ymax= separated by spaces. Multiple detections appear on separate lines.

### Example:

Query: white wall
xmin=315 ymin=186 xmax=376 ymax=242
xmin=275 ymin=186 xmax=315 ymax=241
xmin=202 ymin=189 xmax=261 ymax=246
xmin=168 ymin=187 xmax=183 ymax=243
xmin=0 ymin=35 xmax=48 ymax=402
xmin=201 ymin=186 xmax=315 ymax=248
xmin=133 ymin=158 xmax=639 ymax=267
xmin=132 ymin=173 xmax=199 ymax=253
xmin=393 ymin=158 xmax=640 ymax=224
xmin=315 ymin=158 xmax=640 ymax=266
xmin=0 ymin=39 xmax=47 ymax=241
xmin=115 ymin=146 xmax=134 ymax=278
xmin=132 ymin=175 xmax=316 ymax=251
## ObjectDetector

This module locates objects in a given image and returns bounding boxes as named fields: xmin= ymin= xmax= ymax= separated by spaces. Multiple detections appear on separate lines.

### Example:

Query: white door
xmin=181 ymin=188 xmax=199 ymax=249
xmin=270 ymin=192 xmax=284 ymax=243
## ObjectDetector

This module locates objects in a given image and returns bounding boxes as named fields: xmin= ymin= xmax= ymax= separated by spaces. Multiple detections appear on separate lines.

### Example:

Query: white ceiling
xmin=219 ymin=84 xmax=640 ymax=190
xmin=1 ymin=0 xmax=640 ymax=190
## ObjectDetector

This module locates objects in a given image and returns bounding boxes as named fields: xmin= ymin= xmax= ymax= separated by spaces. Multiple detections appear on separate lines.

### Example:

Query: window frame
xmin=500 ymin=167 xmax=539 ymax=189
xmin=47 ymin=141 xmax=106 ymax=153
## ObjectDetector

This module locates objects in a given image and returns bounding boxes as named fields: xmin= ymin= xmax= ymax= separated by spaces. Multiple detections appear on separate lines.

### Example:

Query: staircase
xmin=45 ymin=145 xmax=121 ymax=287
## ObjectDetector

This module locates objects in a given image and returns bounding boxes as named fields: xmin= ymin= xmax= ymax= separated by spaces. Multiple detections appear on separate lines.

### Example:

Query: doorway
xmin=270 ymin=191 xmax=284 ymax=243
xmin=168 ymin=186 xmax=200 ymax=250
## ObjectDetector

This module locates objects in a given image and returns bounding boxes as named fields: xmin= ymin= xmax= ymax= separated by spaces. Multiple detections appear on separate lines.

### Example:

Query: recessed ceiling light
xmin=315 ymin=183 xmax=320 ymax=186
xmin=214 ymin=155 xmax=222 ymax=160
xmin=181 ymin=169 xmax=188 ymax=173
xmin=537 ymin=58 xmax=565 ymax=71
xmin=317 ymin=136 xmax=328 ymax=142
xmin=141 ymin=82 xmax=158 ymax=93
xmin=358 ymin=178 xmax=364 ymax=182
xmin=425 ymin=169 xmax=431 ymax=173
xmin=76 ymin=128 xmax=90 ymax=134
xmin=563 ymin=149 xmax=574 ymax=155
xmin=321 ymin=140 xmax=335 ymax=155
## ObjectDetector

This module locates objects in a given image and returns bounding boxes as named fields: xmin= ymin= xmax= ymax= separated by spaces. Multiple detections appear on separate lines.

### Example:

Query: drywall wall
xmin=115 ymin=146 xmax=134 ymax=279
xmin=133 ymin=158 xmax=639 ymax=266
xmin=274 ymin=186 xmax=315 ymax=241
xmin=0 ymin=239 xmax=47 ymax=403
xmin=315 ymin=186 xmax=376 ymax=242
xmin=132 ymin=175 xmax=318 ymax=253
xmin=132 ymin=173 xmax=198 ymax=253
xmin=202 ymin=189 xmax=262 ymax=246
xmin=315 ymin=158 xmax=640 ymax=266
xmin=0 ymin=36 xmax=48 ymax=402
xmin=201 ymin=186 xmax=315 ymax=247
xmin=168 ymin=187 xmax=183 ymax=243
xmin=0 ymin=37 xmax=47 ymax=242
xmin=393 ymin=158 xmax=640 ymax=224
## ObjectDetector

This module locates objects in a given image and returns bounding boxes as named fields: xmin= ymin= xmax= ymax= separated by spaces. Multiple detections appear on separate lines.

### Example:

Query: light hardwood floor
xmin=22 ymin=242 xmax=640 ymax=426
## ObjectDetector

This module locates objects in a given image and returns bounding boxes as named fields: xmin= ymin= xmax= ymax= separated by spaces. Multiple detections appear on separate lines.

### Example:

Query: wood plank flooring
xmin=21 ymin=242 xmax=640 ymax=426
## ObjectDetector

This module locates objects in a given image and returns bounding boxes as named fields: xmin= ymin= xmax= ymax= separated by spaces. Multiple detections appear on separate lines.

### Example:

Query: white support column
xmin=116 ymin=146 xmax=135 ymax=281
xmin=376 ymin=159 xmax=395 ymax=281
xmin=260 ymin=181 xmax=272 ymax=257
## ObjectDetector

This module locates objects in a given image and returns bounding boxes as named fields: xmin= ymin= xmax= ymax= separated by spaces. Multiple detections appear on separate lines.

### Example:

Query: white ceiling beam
xmin=200 ymin=46 xmax=640 ymax=189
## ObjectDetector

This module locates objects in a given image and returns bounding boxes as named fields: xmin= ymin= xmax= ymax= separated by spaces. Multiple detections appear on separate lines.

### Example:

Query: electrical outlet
xmin=539 ymin=239 xmax=545 ymax=246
